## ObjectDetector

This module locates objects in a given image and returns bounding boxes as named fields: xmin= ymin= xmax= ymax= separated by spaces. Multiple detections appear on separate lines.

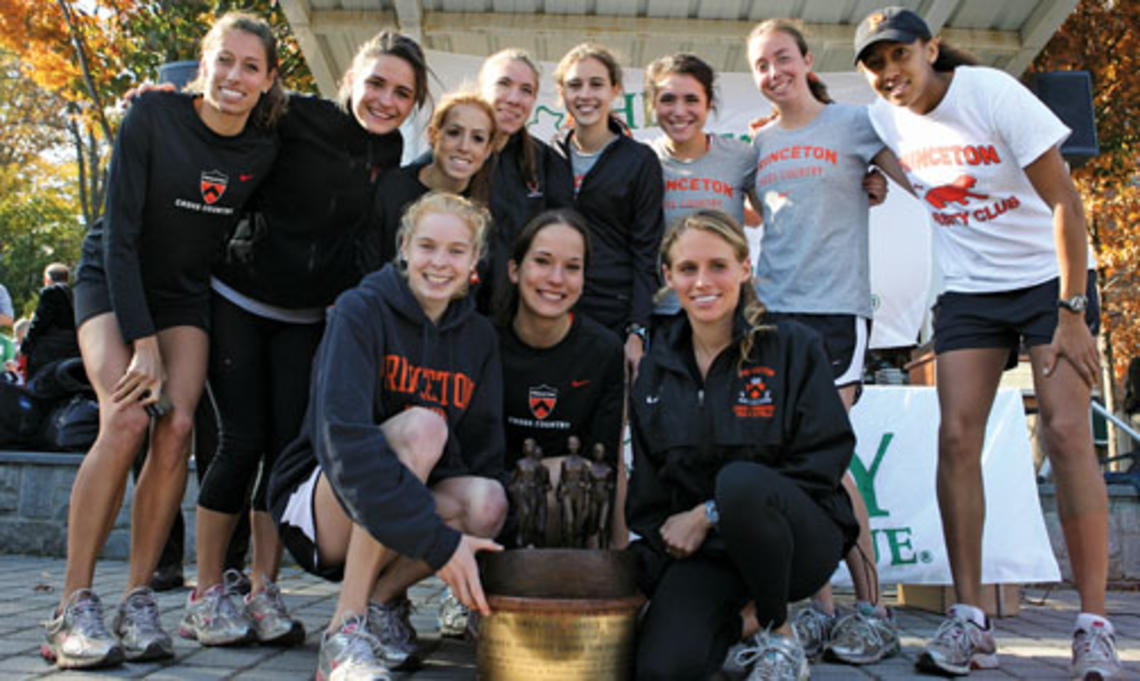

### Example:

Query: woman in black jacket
xmin=185 ymin=31 xmax=430 ymax=652
xmin=45 ymin=12 xmax=281 ymax=670
xmin=373 ymin=92 xmax=497 ymax=266
xmin=472 ymin=49 xmax=575 ymax=313
xmin=627 ymin=209 xmax=858 ymax=681
xmin=267 ymin=192 xmax=506 ymax=679
xmin=553 ymin=43 xmax=665 ymax=375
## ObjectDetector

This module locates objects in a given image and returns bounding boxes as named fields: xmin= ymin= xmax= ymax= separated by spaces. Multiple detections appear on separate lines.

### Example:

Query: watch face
xmin=1061 ymin=296 xmax=1088 ymax=312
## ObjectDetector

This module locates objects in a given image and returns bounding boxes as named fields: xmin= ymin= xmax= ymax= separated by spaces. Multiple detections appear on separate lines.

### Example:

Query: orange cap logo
xmin=868 ymin=11 xmax=887 ymax=32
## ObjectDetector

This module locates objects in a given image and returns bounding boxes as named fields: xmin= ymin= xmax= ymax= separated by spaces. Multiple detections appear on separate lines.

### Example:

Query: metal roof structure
xmin=279 ymin=0 xmax=1078 ymax=97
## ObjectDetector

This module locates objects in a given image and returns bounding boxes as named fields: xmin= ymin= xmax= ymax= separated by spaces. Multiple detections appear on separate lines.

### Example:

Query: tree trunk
xmin=69 ymin=117 xmax=89 ymax=225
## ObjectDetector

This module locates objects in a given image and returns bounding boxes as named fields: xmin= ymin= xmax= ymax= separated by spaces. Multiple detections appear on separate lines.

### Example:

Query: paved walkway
xmin=0 ymin=555 xmax=1135 ymax=679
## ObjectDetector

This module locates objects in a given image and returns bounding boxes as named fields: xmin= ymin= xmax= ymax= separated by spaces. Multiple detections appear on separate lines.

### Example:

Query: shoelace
xmin=371 ymin=600 xmax=414 ymax=644
xmin=831 ymin=611 xmax=883 ymax=649
xmin=338 ymin=615 xmax=387 ymax=666
xmin=732 ymin=629 xmax=801 ymax=673
xmin=67 ymin=590 xmax=112 ymax=638
xmin=258 ymin=582 xmax=289 ymax=616
xmin=1074 ymin=628 xmax=1116 ymax=664
xmin=930 ymin=616 xmax=971 ymax=656
xmin=792 ymin=607 xmax=830 ymax=641
xmin=123 ymin=591 xmax=161 ymax=634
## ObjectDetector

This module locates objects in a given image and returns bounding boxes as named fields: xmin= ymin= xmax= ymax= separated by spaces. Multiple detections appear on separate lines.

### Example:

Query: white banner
xmin=408 ymin=50 xmax=933 ymax=349
xmin=834 ymin=386 xmax=1060 ymax=586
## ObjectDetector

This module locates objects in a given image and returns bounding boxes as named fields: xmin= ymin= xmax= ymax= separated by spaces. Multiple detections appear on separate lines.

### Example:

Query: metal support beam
xmin=279 ymin=0 xmax=339 ymax=97
xmin=394 ymin=0 xmax=424 ymax=42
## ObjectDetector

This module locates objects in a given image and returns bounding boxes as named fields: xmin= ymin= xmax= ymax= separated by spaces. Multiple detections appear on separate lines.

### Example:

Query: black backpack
xmin=0 ymin=381 xmax=49 ymax=448
xmin=40 ymin=395 xmax=100 ymax=452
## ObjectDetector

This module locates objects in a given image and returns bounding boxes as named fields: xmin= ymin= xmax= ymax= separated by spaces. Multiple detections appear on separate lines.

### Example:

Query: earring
xmin=469 ymin=269 xmax=481 ymax=285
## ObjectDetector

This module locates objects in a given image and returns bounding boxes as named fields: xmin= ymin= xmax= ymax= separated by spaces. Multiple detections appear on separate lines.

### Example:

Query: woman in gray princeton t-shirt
xmin=746 ymin=28 xmax=910 ymax=327
xmin=644 ymin=54 xmax=760 ymax=316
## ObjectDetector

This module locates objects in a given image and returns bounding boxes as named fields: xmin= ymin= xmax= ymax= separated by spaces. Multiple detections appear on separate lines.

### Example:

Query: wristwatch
xmin=625 ymin=322 xmax=648 ymax=346
xmin=704 ymin=499 xmax=719 ymax=529
xmin=1058 ymin=295 xmax=1088 ymax=314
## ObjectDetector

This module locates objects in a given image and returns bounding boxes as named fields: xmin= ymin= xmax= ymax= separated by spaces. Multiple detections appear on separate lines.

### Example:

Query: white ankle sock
xmin=1075 ymin=612 xmax=1113 ymax=635
xmin=949 ymin=603 xmax=987 ymax=629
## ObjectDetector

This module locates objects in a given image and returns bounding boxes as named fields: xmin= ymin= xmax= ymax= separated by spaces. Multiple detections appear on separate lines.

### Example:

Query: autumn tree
xmin=1031 ymin=0 xmax=1140 ymax=408
xmin=0 ymin=1 xmax=312 ymax=313
xmin=0 ymin=1 xmax=313 ymax=227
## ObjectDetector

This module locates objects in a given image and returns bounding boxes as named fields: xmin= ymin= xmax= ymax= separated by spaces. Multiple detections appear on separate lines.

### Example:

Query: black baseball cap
xmin=853 ymin=6 xmax=932 ymax=64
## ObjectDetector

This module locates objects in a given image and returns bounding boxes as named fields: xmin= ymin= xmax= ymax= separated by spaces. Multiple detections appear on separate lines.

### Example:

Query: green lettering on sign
xmin=614 ymin=93 xmax=639 ymax=130
xmin=883 ymin=527 xmax=917 ymax=565
xmin=848 ymin=432 xmax=893 ymax=518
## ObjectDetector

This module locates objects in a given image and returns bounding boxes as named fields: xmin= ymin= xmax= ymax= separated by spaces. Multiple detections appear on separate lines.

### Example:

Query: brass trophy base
xmin=476 ymin=548 xmax=645 ymax=680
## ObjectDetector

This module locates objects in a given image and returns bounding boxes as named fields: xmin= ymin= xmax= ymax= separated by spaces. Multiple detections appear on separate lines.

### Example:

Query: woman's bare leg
xmin=935 ymin=347 xmax=1009 ymax=607
xmin=61 ymin=314 xmax=151 ymax=604
xmin=1028 ymin=345 xmax=1108 ymax=615
xmin=126 ymin=325 xmax=208 ymax=592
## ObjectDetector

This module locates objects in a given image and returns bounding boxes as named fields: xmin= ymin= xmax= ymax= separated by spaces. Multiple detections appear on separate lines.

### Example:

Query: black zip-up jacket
xmin=22 ymin=284 xmax=78 ymax=378
xmin=555 ymin=120 xmax=665 ymax=335
xmin=371 ymin=159 xmax=432 ymax=269
xmin=478 ymin=133 xmax=574 ymax=312
xmin=213 ymin=94 xmax=403 ymax=308
xmin=268 ymin=265 xmax=505 ymax=570
xmin=627 ymin=313 xmax=859 ymax=557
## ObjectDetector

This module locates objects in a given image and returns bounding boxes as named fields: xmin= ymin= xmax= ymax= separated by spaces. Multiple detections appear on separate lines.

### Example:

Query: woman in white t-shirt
xmin=854 ymin=7 xmax=1117 ymax=680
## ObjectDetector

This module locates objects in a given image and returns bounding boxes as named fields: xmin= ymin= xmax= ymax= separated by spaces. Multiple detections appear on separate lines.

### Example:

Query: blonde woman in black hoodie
xmin=268 ymin=192 xmax=505 ymax=680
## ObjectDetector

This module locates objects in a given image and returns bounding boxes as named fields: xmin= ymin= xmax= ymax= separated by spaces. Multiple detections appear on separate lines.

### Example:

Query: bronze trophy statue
xmin=587 ymin=443 xmax=615 ymax=549
xmin=508 ymin=439 xmax=550 ymax=548
xmin=483 ymin=434 xmax=641 ymax=680
xmin=557 ymin=436 xmax=593 ymax=548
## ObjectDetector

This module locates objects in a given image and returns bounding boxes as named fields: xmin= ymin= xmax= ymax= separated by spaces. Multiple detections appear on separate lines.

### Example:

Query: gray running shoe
xmin=437 ymin=587 xmax=470 ymax=639
xmin=734 ymin=629 xmax=810 ymax=681
xmin=366 ymin=596 xmax=421 ymax=670
xmin=916 ymin=606 xmax=998 ymax=675
xmin=789 ymin=601 xmax=835 ymax=659
xmin=41 ymin=589 xmax=124 ymax=669
xmin=244 ymin=578 xmax=305 ymax=646
xmin=113 ymin=586 xmax=174 ymax=661
xmin=1071 ymin=621 xmax=1123 ymax=680
xmin=825 ymin=603 xmax=900 ymax=665
xmin=178 ymin=570 xmax=255 ymax=646
xmin=316 ymin=614 xmax=393 ymax=681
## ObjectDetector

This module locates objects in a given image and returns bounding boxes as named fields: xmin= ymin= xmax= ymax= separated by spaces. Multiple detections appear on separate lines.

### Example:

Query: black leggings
xmin=197 ymin=293 xmax=324 ymax=514
xmin=635 ymin=461 xmax=847 ymax=681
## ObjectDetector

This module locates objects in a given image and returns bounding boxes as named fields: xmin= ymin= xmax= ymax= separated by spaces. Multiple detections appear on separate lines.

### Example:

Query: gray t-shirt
xmin=752 ymin=103 xmax=883 ymax=318
xmin=652 ymin=134 xmax=757 ymax=227
xmin=569 ymin=136 xmax=617 ymax=196
xmin=651 ymin=134 xmax=757 ymax=315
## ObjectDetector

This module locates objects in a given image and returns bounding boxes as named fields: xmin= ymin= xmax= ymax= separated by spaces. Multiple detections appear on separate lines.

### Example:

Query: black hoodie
xmin=478 ymin=132 xmax=574 ymax=312
xmin=627 ymin=313 xmax=859 ymax=558
xmin=268 ymin=264 xmax=505 ymax=571
xmin=555 ymin=119 xmax=665 ymax=335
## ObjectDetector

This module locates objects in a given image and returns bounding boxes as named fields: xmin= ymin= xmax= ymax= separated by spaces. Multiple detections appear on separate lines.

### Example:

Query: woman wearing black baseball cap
xmin=853 ymin=7 xmax=1119 ymax=680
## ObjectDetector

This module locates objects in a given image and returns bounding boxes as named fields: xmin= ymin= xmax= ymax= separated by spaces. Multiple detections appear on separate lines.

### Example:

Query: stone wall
xmin=1038 ymin=482 xmax=1140 ymax=583
xmin=4 ymin=452 xmax=1139 ymax=584
xmin=0 ymin=452 xmax=200 ymax=562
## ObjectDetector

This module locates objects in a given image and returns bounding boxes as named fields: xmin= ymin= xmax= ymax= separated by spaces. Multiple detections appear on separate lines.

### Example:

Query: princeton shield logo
xmin=200 ymin=170 xmax=229 ymax=205
xmin=528 ymin=385 xmax=558 ymax=420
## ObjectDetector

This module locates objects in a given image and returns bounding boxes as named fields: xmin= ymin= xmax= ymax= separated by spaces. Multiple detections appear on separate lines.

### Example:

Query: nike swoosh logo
xmin=646 ymin=395 xmax=660 ymax=404
xmin=571 ymin=379 xmax=590 ymax=388
xmin=239 ymin=174 xmax=254 ymax=181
